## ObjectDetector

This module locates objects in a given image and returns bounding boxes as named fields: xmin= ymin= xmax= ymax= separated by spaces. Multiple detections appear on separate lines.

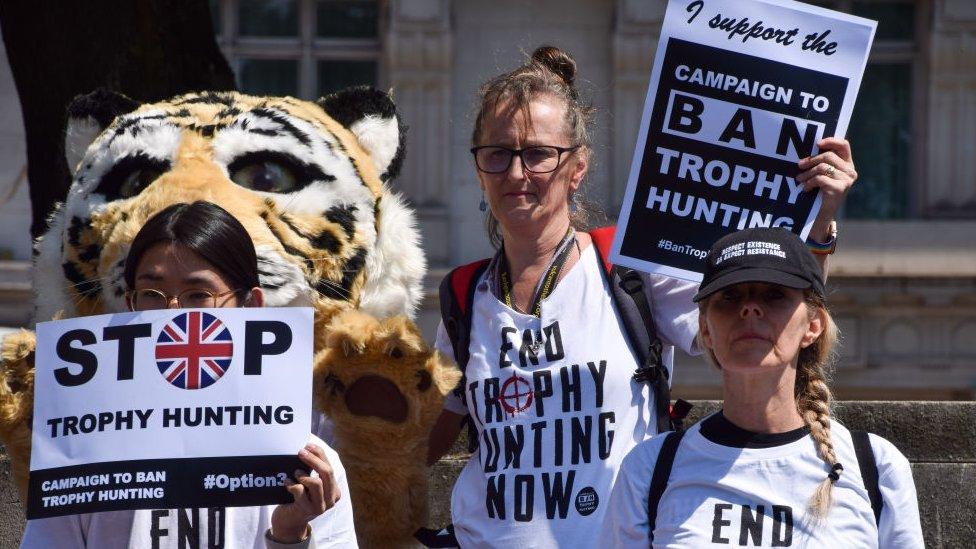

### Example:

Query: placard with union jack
xmin=155 ymin=311 xmax=234 ymax=390
xmin=30 ymin=307 xmax=314 ymax=518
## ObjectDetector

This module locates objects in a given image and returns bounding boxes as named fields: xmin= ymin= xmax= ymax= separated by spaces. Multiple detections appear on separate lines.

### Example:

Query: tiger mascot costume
xmin=0 ymin=87 xmax=460 ymax=548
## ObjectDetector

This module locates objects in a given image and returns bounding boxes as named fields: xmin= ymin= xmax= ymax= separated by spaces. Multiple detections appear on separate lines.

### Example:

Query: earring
xmin=569 ymin=194 xmax=578 ymax=214
xmin=479 ymin=195 xmax=487 ymax=212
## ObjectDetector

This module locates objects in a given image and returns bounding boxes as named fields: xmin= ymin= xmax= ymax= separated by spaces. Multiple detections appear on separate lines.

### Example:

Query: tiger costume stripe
xmin=3 ymin=87 xmax=459 ymax=548
xmin=33 ymin=88 xmax=424 ymax=324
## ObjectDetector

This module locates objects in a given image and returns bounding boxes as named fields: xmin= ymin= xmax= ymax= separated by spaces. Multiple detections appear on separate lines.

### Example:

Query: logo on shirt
xmin=575 ymin=486 xmax=599 ymax=516
xmin=499 ymin=373 xmax=534 ymax=415
xmin=155 ymin=311 xmax=234 ymax=389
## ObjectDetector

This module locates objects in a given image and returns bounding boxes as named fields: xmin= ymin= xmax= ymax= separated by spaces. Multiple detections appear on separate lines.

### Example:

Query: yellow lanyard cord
xmin=498 ymin=228 xmax=576 ymax=317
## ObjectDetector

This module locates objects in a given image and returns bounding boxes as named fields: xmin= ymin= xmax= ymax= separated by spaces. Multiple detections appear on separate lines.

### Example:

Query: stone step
xmin=687 ymin=400 xmax=976 ymax=463
xmin=439 ymin=400 xmax=976 ymax=464
xmin=0 ymin=260 xmax=31 ymax=328
xmin=1 ymin=401 xmax=974 ymax=547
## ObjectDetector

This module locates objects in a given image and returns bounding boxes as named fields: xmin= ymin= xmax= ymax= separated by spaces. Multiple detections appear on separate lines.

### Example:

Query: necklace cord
xmin=497 ymin=228 xmax=576 ymax=316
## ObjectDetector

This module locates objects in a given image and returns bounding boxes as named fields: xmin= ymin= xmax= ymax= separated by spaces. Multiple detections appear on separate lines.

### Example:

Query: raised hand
xmin=270 ymin=443 xmax=341 ymax=543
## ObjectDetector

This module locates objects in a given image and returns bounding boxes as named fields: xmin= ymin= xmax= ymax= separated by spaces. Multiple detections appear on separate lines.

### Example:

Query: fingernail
xmin=299 ymin=449 xmax=309 ymax=457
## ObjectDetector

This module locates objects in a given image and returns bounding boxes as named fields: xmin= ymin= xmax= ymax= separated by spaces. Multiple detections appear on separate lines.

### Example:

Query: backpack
xmin=437 ymin=225 xmax=691 ymax=452
xmin=645 ymin=429 xmax=884 ymax=542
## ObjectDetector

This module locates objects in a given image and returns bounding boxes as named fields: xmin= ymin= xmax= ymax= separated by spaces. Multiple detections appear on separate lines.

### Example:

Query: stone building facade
xmin=0 ymin=0 xmax=973 ymax=398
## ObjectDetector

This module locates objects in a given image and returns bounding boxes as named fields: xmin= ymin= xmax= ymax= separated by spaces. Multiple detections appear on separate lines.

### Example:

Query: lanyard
xmin=497 ymin=228 xmax=576 ymax=317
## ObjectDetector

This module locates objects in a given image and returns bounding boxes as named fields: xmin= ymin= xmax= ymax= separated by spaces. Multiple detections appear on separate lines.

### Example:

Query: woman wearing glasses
xmin=123 ymin=201 xmax=266 ymax=313
xmin=424 ymin=46 xmax=859 ymax=547
xmin=22 ymin=201 xmax=357 ymax=548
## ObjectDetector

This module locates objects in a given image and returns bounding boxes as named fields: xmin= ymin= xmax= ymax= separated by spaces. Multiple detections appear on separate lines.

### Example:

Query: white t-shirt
xmin=435 ymin=245 xmax=699 ymax=548
xmin=20 ymin=435 xmax=358 ymax=549
xmin=602 ymin=413 xmax=924 ymax=548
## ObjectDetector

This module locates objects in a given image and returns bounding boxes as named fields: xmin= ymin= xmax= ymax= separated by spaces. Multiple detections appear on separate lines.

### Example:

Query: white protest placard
xmin=28 ymin=307 xmax=314 ymax=519
xmin=611 ymin=0 xmax=876 ymax=281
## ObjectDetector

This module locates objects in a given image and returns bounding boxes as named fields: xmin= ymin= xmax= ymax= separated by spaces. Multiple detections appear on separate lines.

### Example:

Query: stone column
xmin=925 ymin=0 xmax=976 ymax=215
xmin=0 ymin=31 xmax=30 ymax=261
xmin=386 ymin=0 xmax=452 ymax=265
xmin=609 ymin=0 xmax=665 ymax=214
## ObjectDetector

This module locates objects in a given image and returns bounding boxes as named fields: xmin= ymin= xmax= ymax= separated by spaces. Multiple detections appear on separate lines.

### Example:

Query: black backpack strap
xmin=438 ymin=259 xmax=490 ymax=375
xmin=438 ymin=259 xmax=490 ymax=453
xmin=647 ymin=430 xmax=686 ymax=542
xmin=423 ymin=264 xmax=489 ymax=549
xmin=589 ymin=226 xmax=691 ymax=433
xmin=611 ymin=265 xmax=678 ymax=434
xmin=851 ymin=430 xmax=883 ymax=525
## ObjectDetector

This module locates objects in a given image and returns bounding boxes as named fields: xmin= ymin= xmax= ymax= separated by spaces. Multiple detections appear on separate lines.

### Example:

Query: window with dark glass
xmin=212 ymin=0 xmax=382 ymax=100
xmin=239 ymin=58 xmax=300 ymax=97
xmin=317 ymin=0 xmax=379 ymax=39
xmin=839 ymin=0 xmax=918 ymax=219
xmin=239 ymin=0 xmax=299 ymax=37
xmin=846 ymin=62 xmax=912 ymax=219
xmin=317 ymin=60 xmax=378 ymax=96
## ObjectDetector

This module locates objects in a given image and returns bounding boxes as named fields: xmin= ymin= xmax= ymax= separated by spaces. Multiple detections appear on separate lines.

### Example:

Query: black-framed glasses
xmin=125 ymin=288 xmax=242 ymax=311
xmin=471 ymin=145 xmax=580 ymax=174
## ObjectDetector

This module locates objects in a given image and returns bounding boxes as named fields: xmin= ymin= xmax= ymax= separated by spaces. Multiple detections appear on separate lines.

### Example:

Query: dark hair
xmin=123 ymin=201 xmax=259 ymax=296
xmin=472 ymin=46 xmax=599 ymax=248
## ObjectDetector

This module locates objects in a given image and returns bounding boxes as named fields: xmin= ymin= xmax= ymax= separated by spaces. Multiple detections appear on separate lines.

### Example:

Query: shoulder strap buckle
xmin=633 ymin=363 xmax=666 ymax=384
xmin=617 ymin=267 xmax=644 ymax=295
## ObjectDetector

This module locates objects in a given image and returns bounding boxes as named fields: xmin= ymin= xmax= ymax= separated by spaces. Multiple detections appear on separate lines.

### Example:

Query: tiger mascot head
xmin=2 ymin=90 xmax=456 ymax=543
xmin=33 ymin=87 xmax=424 ymax=325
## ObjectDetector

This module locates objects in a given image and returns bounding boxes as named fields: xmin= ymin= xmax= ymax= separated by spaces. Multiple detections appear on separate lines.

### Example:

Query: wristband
xmin=806 ymin=221 xmax=838 ymax=255
xmin=265 ymin=524 xmax=311 ymax=547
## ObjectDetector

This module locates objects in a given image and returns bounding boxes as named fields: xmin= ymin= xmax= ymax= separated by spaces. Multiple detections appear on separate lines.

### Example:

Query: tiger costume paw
xmin=0 ymin=329 xmax=37 ymax=504
xmin=314 ymin=309 xmax=460 ymax=444
xmin=313 ymin=310 xmax=460 ymax=548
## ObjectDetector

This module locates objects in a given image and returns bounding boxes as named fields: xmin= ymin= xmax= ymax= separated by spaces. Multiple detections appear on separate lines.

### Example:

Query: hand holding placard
xmin=611 ymin=0 xmax=876 ymax=282
xmin=797 ymin=137 xmax=858 ymax=242
xmin=270 ymin=443 xmax=341 ymax=544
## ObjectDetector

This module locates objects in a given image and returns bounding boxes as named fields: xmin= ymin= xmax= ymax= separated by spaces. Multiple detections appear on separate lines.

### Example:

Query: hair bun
xmin=532 ymin=46 xmax=577 ymax=87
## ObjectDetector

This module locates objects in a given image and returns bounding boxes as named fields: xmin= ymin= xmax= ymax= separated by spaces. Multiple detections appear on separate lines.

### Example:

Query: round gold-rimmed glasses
xmin=125 ymin=288 xmax=242 ymax=311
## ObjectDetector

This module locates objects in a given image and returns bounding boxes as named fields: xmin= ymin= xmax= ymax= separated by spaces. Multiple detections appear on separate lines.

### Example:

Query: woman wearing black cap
xmin=601 ymin=227 xmax=923 ymax=547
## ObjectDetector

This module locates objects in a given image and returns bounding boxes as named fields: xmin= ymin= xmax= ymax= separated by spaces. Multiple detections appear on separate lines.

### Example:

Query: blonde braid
xmin=698 ymin=290 xmax=843 ymax=518
xmin=795 ymin=293 xmax=840 ymax=519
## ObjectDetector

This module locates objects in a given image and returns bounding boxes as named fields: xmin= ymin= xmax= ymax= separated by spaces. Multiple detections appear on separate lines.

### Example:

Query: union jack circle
xmin=155 ymin=311 xmax=234 ymax=389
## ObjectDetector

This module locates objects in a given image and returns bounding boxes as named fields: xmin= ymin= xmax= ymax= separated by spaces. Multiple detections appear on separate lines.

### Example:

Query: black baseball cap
xmin=693 ymin=227 xmax=825 ymax=302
